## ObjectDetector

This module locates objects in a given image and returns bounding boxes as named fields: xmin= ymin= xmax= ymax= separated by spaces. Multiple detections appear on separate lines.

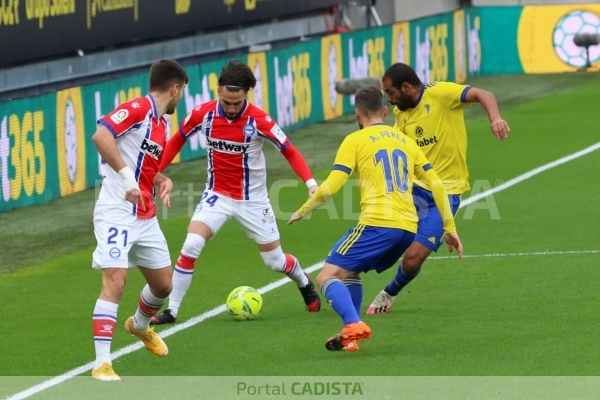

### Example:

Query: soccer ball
xmin=553 ymin=10 xmax=600 ymax=68
xmin=226 ymin=286 xmax=263 ymax=321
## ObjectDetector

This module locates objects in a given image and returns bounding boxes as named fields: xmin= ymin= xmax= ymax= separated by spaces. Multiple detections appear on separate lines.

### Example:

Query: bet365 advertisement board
xmin=1 ymin=4 xmax=599 ymax=212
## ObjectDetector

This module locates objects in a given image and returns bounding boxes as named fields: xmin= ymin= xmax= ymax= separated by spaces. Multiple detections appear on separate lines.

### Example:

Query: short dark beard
xmin=396 ymin=94 xmax=415 ymax=111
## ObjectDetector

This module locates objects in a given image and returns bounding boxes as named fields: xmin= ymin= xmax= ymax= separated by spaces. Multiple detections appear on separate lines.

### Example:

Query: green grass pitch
xmin=1 ymin=73 xmax=600 ymax=398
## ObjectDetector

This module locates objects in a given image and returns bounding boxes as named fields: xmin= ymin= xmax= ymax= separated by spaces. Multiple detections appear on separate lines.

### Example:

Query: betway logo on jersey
xmin=140 ymin=138 xmax=163 ymax=159
xmin=415 ymin=136 xmax=438 ymax=147
xmin=206 ymin=138 xmax=249 ymax=154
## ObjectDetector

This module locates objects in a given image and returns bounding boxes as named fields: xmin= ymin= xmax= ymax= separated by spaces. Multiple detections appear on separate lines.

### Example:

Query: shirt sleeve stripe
xmin=182 ymin=125 xmax=203 ymax=138
xmin=98 ymin=119 xmax=119 ymax=138
xmin=423 ymin=163 xmax=433 ymax=171
xmin=332 ymin=164 xmax=352 ymax=174
xmin=460 ymin=86 xmax=472 ymax=103
xmin=279 ymin=141 xmax=290 ymax=152
xmin=257 ymin=131 xmax=283 ymax=149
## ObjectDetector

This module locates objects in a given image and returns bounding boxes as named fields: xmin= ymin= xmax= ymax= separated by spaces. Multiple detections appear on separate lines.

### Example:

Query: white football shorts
xmin=191 ymin=189 xmax=280 ymax=244
xmin=92 ymin=203 xmax=171 ymax=270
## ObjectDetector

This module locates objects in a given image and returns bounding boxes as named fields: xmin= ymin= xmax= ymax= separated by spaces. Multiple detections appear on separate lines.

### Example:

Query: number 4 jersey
xmin=164 ymin=100 xmax=298 ymax=202
xmin=332 ymin=123 xmax=432 ymax=232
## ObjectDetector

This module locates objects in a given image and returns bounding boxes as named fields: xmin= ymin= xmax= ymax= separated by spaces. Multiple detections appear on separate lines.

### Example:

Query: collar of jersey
xmin=412 ymin=84 xmax=426 ymax=108
xmin=217 ymin=99 xmax=249 ymax=120
xmin=146 ymin=93 xmax=159 ymax=119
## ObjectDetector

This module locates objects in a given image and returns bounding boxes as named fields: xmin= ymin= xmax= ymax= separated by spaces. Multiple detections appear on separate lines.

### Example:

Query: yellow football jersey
xmin=393 ymin=81 xmax=471 ymax=195
xmin=332 ymin=123 xmax=432 ymax=232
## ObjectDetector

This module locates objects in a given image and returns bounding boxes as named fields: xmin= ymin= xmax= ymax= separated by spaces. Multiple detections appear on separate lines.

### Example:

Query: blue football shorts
xmin=412 ymin=185 xmax=461 ymax=252
xmin=326 ymin=224 xmax=416 ymax=274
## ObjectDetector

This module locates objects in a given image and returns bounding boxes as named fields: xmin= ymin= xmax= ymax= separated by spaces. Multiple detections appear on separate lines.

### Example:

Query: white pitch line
xmin=4 ymin=263 xmax=323 ymax=400
xmin=428 ymin=249 xmax=600 ymax=260
xmin=458 ymin=142 xmax=600 ymax=207
xmin=6 ymin=141 xmax=600 ymax=400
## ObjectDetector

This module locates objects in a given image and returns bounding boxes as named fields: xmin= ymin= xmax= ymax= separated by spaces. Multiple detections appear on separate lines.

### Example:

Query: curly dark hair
xmin=218 ymin=60 xmax=257 ymax=92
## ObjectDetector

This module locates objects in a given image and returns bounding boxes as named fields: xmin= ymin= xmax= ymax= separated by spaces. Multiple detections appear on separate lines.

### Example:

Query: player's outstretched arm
xmin=159 ymin=132 xmax=187 ymax=172
xmin=464 ymin=88 xmax=510 ymax=140
xmin=287 ymin=170 xmax=349 ymax=225
xmin=92 ymin=126 xmax=145 ymax=210
xmin=280 ymin=144 xmax=318 ymax=196
xmin=289 ymin=135 xmax=356 ymax=224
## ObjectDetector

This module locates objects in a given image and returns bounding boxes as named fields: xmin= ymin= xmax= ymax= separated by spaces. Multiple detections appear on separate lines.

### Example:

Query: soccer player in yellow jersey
xmin=367 ymin=63 xmax=510 ymax=315
xmin=288 ymin=86 xmax=463 ymax=352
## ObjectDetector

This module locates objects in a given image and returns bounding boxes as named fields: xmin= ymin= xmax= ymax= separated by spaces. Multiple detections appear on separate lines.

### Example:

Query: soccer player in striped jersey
xmin=90 ymin=60 xmax=188 ymax=380
xmin=151 ymin=60 xmax=321 ymax=325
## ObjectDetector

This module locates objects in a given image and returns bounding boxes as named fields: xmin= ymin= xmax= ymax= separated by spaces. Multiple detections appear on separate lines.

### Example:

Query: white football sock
xmin=93 ymin=299 xmax=118 ymax=370
xmin=261 ymin=248 xmax=309 ymax=288
xmin=169 ymin=233 xmax=206 ymax=317
xmin=133 ymin=285 xmax=166 ymax=332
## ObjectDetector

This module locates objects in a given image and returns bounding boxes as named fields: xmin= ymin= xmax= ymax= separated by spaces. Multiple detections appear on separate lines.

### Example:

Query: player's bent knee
xmin=316 ymin=264 xmax=345 ymax=288
xmin=257 ymin=240 xmax=281 ymax=253
xmin=315 ymin=271 xmax=330 ymax=288
xmin=150 ymin=280 xmax=173 ymax=299
xmin=140 ymin=266 xmax=173 ymax=298
xmin=402 ymin=248 xmax=430 ymax=271
xmin=161 ymin=281 xmax=173 ymax=298
xmin=187 ymin=221 xmax=214 ymax=241
xmin=260 ymin=247 xmax=287 ymax=272
xmin=181 ymin=233 xmax=206 ymax=259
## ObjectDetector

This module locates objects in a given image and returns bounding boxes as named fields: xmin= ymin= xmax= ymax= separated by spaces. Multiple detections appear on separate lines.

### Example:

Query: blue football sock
xmin=321 ymin=278 xmax=360 ymax=325
xmin=385 ymin=265 xmax=420 ymax=297
xmin=344 ymin=275 xmax=363 ymax=315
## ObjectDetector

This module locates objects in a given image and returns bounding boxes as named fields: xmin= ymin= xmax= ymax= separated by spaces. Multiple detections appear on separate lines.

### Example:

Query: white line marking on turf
xmin=428 ymin=249 xmax=600 ymax=260
xmin=4 ymin=263 xmax=324 ymax=400
xmin=458 ymin=142 xmax=600 ymax=207
xmin=7 ymin=142 xmax=600 ymax=400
